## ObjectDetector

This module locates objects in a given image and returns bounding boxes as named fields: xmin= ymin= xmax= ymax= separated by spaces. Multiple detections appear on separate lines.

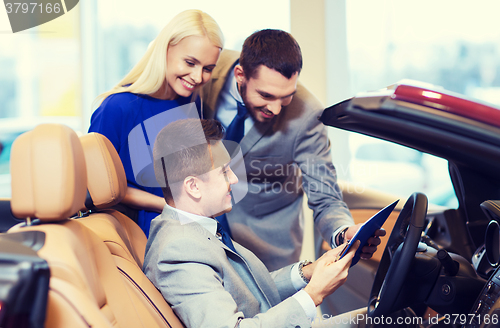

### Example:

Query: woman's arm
xmin=122 ymin=187 xmax=165 ymax=213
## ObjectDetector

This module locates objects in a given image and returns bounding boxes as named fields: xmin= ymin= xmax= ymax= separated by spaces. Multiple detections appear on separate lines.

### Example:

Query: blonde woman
xmin=89 ymin=9 xmax=223 ymax=236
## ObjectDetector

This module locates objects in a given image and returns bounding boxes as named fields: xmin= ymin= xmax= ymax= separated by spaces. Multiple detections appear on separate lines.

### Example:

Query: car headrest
xmin=10 ymin=124 xmax=87 ymax=222
xmin=80 ymin=133 xmax=127 ymax=211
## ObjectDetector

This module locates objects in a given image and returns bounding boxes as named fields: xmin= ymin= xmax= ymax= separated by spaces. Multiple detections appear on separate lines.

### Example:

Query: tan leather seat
xmin=78 ymin=132 xmax=183 ymax=327
xmin=79 ymin=132 xmax=145 ymax=267
xmin=8 ymin=124 xmax=182 ymax=328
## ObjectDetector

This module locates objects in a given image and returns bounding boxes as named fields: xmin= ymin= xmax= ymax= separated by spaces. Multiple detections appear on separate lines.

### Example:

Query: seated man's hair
xmin=239 ymin=29 xmax=302 ymax=79
xmin=153 ymin=118 xmax=224 ymax=202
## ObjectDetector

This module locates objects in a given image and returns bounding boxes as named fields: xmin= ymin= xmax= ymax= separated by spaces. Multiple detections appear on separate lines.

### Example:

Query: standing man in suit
xmin=202 ymin=29 xmax=384 ymax=272
xmin=144 ymin=118 xmax=370 ymax=327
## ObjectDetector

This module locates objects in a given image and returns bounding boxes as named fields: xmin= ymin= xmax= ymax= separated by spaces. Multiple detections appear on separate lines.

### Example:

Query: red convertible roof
xmin=391 ymin=83 xmax=500 ymax=129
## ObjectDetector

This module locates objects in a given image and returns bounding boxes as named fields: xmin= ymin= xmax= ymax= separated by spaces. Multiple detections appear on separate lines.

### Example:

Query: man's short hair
xmin=239 ymin=29 xmax=302 ymax=79
xmin=153 ymin=118 xmax=224 ymax=202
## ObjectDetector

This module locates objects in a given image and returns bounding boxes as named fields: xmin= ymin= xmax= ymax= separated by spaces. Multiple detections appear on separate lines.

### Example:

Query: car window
xmin=355 ymin=143 xmax=423 ymax=164
xmin=335 ymin=131 xmax=458 ymax=208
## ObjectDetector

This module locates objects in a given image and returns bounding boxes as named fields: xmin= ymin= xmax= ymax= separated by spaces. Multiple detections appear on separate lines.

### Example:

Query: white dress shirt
xmin=215 ymin=67 xmax=254 ymax=136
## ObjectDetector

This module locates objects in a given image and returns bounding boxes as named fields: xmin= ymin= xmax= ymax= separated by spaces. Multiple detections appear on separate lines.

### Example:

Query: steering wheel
xmin=368 ymin=192 xmax=428 ymax=317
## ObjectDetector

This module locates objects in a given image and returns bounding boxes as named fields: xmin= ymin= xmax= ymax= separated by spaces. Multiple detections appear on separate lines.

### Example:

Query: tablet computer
xmin=338 ymin=199 xmax=399 ymax=266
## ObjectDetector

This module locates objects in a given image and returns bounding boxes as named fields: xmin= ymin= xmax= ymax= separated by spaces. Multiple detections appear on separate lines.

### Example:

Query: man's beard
xmin=238 ymin=82 xmax=274 ymax=122
xmin=238 ymin=82 xmax=254 ymax=119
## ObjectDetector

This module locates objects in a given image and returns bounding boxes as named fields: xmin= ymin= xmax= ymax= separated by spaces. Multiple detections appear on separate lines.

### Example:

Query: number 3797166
xmin=443 ymin=313 xmax=498 ymax=325
xmin=6 ymin=2 xmax=61 ymax=14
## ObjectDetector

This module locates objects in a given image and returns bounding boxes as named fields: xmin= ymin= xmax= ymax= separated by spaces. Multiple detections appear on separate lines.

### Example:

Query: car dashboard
xmin=461 ymin=200 xmax=500 ymax=328
xmin=417 ymin=199 xmax=500 ymax=328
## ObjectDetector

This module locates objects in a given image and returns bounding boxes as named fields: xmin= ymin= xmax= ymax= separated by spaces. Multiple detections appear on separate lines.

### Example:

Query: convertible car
xmin=0 ymin=80 xmax=499 ymax=328
xmin=320 ymin=80 xmax=500 ymax=327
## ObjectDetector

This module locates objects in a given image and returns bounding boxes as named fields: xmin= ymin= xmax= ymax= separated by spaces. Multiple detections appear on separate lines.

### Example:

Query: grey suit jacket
xmin=202 ymin=50 xmax=354 ymax=271
xmin=143 ymin=206 xmax=311 ymax=328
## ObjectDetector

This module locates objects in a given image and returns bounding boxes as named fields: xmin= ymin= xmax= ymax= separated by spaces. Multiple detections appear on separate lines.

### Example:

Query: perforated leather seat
xmin=8 ymin=124 xmax=183 ymax=328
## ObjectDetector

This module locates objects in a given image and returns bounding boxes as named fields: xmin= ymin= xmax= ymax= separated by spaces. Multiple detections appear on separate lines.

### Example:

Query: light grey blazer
xmin=143 ymin=206 xmax=311 ymax=328
xmin=202 ymin=50 xmax=354 ymax=271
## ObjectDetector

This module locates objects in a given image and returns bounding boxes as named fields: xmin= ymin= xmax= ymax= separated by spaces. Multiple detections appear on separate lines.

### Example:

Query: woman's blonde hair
xmin=95 ymin=9 xmax=224 ymax=104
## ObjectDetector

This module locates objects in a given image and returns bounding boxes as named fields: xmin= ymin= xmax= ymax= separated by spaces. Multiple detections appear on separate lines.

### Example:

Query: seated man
xmin=143 ymin=118 xmax=371 ymax=327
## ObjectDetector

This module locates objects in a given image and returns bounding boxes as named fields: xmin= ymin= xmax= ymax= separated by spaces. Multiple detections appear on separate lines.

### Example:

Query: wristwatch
xmin=298 ymin=260 xmax=312 ymax=284
xmin=336 ymin=227 xmax=349 ymax=246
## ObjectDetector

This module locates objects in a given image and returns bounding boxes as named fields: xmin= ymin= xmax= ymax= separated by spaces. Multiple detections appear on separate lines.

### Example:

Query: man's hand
xmin=302 ymin=241 xmax=360 ymax=306
xmin=344 ymin=223 xmax=386 ymax=260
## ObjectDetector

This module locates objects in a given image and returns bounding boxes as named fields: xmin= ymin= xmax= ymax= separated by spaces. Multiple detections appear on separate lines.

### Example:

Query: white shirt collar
xmin=165 ymin=204 xmax=218 ymax=236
